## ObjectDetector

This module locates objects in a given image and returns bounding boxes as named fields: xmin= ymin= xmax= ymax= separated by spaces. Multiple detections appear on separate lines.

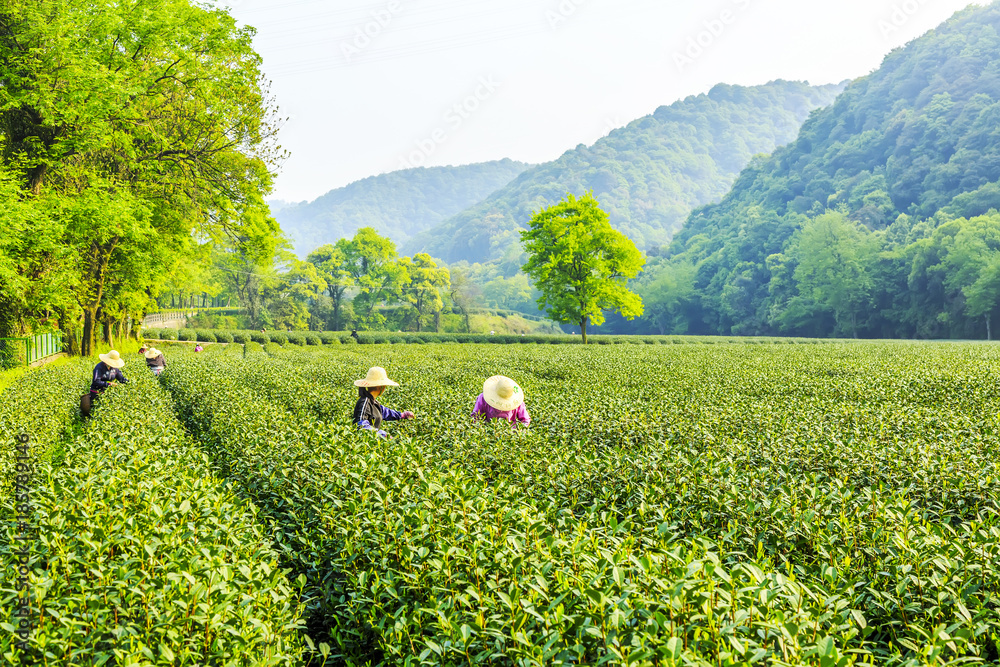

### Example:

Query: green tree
xmin=521 ymin=193 xmax=645 ymax=343
xmin=307 ymin=242 xmax=353 ymax=330
xmin=399 ymin=253 xmax=449 ymax=332
xmin=447 ymin=266 xmax=480 ymax=333
xmin=789 ymin=212 xmax=879 ymax=338
xmin=264 ymin=260 xmax=326 ymax=331
xmin=0 ymin=0 xmax=283 ymax=353
xmin=941 ymin=213 xmax=1000 ymax=339
xmin=637 ymin=262 xmax=696 ymax=334
xmin=483 ymin=274 xmax=533 ymax=311
xmin=215 ymin=205 xmax=286 ymax=329
xmin=342 ymin=227 xmax=409 ymax=330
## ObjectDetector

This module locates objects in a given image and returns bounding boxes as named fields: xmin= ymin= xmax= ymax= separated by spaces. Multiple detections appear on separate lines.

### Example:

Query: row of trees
xmin=0 ymin=0 xmax=283 ymax=355
xmin=638 ymin=210 xmax=1000 ymax=339
xmin=155 ymin=224 xmax=546 ymax=334
xmin=159 ymin=191 xmax=649 ymax=343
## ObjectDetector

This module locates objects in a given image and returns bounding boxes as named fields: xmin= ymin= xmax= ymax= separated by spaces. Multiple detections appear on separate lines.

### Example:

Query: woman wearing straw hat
xmin=82 ymin=350 xmax=129 ymax=417
xmin=472 ymin=376 xmax=531 ymax=428
xmin=353 ymin=367 xmax=414 ymax=438
xmin=144 ymin=347 xmax=166 ymax=375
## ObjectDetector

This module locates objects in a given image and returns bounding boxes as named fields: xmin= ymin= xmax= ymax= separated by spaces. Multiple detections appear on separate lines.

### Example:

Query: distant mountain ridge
xmin=641 ymin=3 xmax=1000 ymax=338
xmin=403 ymin=80 xmax=846 ymax=265
xmin=273 ymin=159 xmax=531 ymax=256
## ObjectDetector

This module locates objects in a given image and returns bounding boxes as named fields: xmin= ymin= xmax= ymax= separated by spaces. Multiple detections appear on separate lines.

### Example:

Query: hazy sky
xmin=223 ymin=0 xmax=987 ymax=203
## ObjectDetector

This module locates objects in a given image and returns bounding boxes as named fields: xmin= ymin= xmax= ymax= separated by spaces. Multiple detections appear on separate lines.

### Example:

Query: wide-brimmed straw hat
xmin=483 ymin=375 xmax=524 ymax=412
xmin=99 ymin=350 xmax=126 ymax=369
xmin=144 ymin=348 xmax=161 ymax=360
xmin=354 ymin=366 xmax=400 ymax=388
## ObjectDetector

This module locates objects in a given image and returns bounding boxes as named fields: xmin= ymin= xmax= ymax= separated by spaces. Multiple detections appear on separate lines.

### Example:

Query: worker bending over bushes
xmin=352 ymin=367 xmax=414 ymax=439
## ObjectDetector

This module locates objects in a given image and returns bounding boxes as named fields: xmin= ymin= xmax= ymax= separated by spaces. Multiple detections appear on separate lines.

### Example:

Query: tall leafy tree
xmin=788 ymin=212 xmax=879 ymax=338
xmin=447 ymin=266 xmax=480 ymax=333
xmin=0 ymin=0 xmax=284 ymax=353
xmin=399 ymin=253 xmax=449 ymax=332
xmin=342 ymin=227 xmax=409 ymax=330
xmin=941 ymin=213 xmax=1000 ymax=339
xmin=521 ymin=193 xmax=645 ymax=343
xmin=307 ymin=242 xmax=353 ymax=331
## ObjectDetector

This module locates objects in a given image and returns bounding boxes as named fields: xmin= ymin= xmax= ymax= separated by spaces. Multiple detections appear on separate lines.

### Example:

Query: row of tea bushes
xmin=161 ymin=350 xmax=889 ymax=666
xmin=0 ymin=360 xmax=91 ymax=502
xmin=142 ymin=327 xmax=836 ymax=347
xmin=190 ymin=343 xmax=1000 ymax=665
xmin=0 ymin=365 xmax=308 ymax=664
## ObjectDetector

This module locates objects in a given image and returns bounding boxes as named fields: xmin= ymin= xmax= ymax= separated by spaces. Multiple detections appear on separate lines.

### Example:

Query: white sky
xmin=222 ymin=0 xmax=988 ymax=203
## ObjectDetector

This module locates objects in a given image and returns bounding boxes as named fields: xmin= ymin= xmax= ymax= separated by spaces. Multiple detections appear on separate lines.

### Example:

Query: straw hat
xmin=99 ymin=350 xmax=126 ymax=369
xmin=483 ymin=376 xmax=524 ymax=412
xmin=144 ymin=348 xmax=161 ymax=360
xmin=354 ymin=366 xmax=400 ymax=388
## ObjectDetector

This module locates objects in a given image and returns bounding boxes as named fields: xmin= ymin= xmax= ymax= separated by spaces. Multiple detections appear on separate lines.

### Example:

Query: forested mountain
xmin=403 ymin=80 xmax=845 ymax=264
xmin=636 ymin=3 xmax=1000 ymax=340
xmin=274 ymin=159 xmax=530 ymax=256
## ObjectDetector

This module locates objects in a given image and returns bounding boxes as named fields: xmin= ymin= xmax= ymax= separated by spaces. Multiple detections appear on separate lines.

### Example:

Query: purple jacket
xmin=471 ymin=393 xmax=530 ymax=427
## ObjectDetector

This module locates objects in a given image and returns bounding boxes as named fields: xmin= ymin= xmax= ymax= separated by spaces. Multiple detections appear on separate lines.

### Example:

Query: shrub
xmin=285 ymin=332 xmax=306 ymax=346
xmin=195 ymin=330 xmax=217 ymax=343
xmin=341 ymin=336 xmax=357 ymax=345
xmin=231 ymin=332 xmax=250 ymax=344
xmin=6 ymin=371 xmax=307 ymax=662
xmin=214 ymin=331 xmax=234 ymax=344
xmin=177 ymin=328 xmax=196 ymax=342
xmin=305 ymin=334 xmax=321 ymax=346
xmin=318 ymin=332 xmax=341 ymax=345
xmin=244 ymin=341 xmax=264 ymax=355
xmin=158 ymin=329 xmax=178 ymax=341
xmin=268 ymin=332 xmax=288 ymax=346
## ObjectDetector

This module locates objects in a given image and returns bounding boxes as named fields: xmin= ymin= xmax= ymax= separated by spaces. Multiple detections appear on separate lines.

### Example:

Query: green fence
xmin=0 ymin=333 xmax=64 ymax=370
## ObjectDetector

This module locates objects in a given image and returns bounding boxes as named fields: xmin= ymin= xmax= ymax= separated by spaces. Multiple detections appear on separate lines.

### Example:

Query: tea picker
xmin=352 ymin=367 xmax=415 ymax=439
xmin=471 ymin=375 xmax=531 ymax=428
xmin=81 ymin=350 xmax=129 ymax=418
xmin=145 ymin=347 xmax=166 ymax=375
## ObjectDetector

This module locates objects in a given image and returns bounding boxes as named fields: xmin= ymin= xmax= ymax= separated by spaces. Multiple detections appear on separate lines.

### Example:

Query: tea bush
xmin=0 ymin=360 xmax=91 ymax=499
xmin=151 ymin=342 xmax=1000 ymax=665
xmin=0 ymin=361 xmax=307 ymax=663
xmin=10 ymin=342 xmax=1000 ymax=664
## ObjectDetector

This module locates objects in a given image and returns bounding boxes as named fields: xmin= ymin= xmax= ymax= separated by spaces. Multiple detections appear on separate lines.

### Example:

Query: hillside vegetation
xmin=636 ymin=4 xmax=1000 ymax=340
xmin=405 ymin=80 xmax=844 ymax=264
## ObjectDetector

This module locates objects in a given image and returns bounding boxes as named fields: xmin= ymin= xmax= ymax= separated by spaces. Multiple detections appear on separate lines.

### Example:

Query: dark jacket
xmin=353 ymin=388 xmax=402 ymax=438
xmin=146 ymin=354 xmax=166 ymax=369
xmin=90 ymin=362 xmax=128 ymax=393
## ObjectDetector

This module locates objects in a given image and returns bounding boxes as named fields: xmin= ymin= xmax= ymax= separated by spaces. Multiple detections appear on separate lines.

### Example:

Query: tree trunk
xmin=82 ymin=307 xmax=98 ymax=357
xmin=464 ymin=309 xmax=471 ymax=333
xmin=987 ymin=314 xmax=992 ymax=341
xmin=57 ymin=308 xmax=80 ymax=356
xmin=102 ymin=317 xmax=114 ymax=348
xmin=580 ymin=316 xmax=588 ymax=345
xmin=434 ymin=310 xmax=441 ymax=333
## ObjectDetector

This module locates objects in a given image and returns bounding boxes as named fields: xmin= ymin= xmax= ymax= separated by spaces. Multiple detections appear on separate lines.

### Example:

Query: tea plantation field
xmin=4 ymin=340 xmax=1000 ymax=666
